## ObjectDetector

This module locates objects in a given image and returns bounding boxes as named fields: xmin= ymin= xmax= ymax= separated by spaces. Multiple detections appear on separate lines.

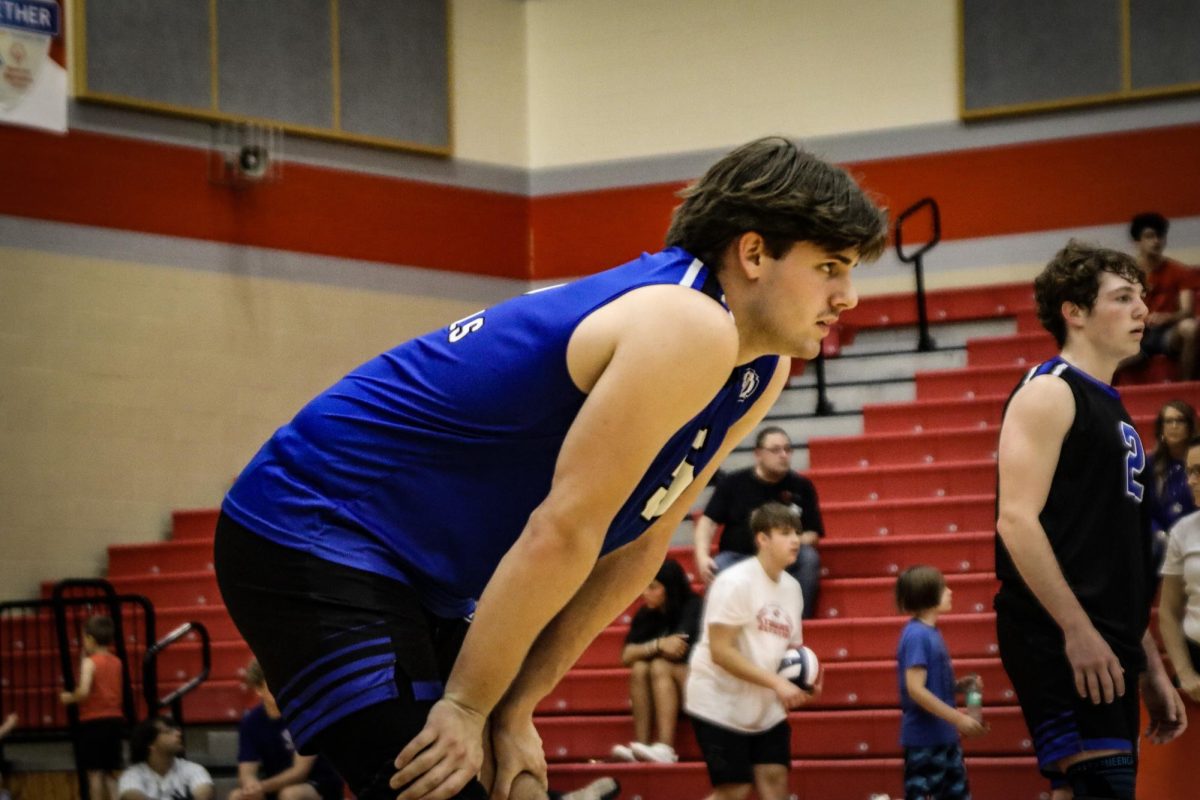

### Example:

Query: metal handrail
xmin=143 ymin=621 xmax=211 ymax=725
xmin=894 ymin=197 xmax=942 ymax=352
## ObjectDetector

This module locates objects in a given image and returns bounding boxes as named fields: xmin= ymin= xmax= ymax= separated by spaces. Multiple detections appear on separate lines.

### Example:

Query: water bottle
xmin=964 ymin=675 xmax=983 ymax=723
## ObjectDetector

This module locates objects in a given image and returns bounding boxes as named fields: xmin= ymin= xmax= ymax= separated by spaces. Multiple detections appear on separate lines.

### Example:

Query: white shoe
xmin=610 ymin=743 xmax=636 ymax=762
xmin=630 ymin=741 xmax=678 ymax=763
xmin=560 ymin=776 xmax=621 ymax=800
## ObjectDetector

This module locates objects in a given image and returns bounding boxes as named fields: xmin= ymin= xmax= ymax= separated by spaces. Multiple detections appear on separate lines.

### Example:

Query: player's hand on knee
xmin=392 ymin=697 xmax=486 ymax=800
xmin=1064 ymin=624 xmax=1124 ymax=704
xmin=489 ymin=714 xmax=547 ymax=800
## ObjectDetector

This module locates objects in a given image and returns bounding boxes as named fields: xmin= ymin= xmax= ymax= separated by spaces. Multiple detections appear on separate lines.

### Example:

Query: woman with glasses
xmin=1159 ymin=436 xmax=1200 ymax=705
xmin=1147 ymin=401 xmax=1198 ymax=555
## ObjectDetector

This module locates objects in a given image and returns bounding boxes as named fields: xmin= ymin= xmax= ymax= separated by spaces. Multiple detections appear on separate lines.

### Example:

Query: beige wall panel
xmin=451 ymin=0 xmax=530 ymax=166
xmin=0 ymin=247 xmax=482 ymax=599
xmin=525 ymin=0 xmax=957 ymax=167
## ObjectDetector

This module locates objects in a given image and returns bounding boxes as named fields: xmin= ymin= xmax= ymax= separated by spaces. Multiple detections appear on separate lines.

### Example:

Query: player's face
xmin=759 ymin=526 xmax=801 ymax=571
xmin=642 ymin=579 xmax=666 ymax=610
xmin=758 ymin=241 xmax=860 ymax=359
xmin=754 ymin=432 xmax=793 ymax=479
xmin=1186 ymin=445 xmax=1200 ymax=505
xmin=1080 ymin=272 xmax=1148 ymax=359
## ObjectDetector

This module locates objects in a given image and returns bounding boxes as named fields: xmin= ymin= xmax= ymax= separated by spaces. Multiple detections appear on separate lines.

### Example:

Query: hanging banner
xmin=0 ymin=0 xmax=66 ymax=133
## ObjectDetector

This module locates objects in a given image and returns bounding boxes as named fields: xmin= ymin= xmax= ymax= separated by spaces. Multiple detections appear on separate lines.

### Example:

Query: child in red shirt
xmin=61 ymin=615 xmax=125 ymax=800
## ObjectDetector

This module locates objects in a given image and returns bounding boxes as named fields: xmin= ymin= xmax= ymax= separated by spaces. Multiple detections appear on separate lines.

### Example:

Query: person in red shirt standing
xmin=1125 ymin=212 xmax=1198 ymax=380
xmin=61 ymin=615 xmax=126 ymax=800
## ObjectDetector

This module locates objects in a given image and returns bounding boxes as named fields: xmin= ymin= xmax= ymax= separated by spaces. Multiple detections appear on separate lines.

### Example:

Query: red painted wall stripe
xmin=529 ymin=123 xmax=1200 ymax=279
xmin=3 ymin=123 xmax=1198 ymax=281
xmin=0 ymin=127 xmax=531 ymax=279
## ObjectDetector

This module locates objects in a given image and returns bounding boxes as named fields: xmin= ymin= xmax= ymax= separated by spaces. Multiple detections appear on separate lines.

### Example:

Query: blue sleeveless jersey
xmin=223 ymin=248 xmax=778 ymax=617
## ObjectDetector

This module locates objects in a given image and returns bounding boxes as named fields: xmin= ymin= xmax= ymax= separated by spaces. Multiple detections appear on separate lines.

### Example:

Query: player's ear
xmin=733 ymin=232 xmax=766 ymax=279
xmin=1061 ymin=300 xmax=1085 ymax=328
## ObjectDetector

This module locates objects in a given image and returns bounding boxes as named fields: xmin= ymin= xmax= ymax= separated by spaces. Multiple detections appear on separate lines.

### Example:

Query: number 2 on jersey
xmin=1119 ymin=421 xmax=1145 ymax=502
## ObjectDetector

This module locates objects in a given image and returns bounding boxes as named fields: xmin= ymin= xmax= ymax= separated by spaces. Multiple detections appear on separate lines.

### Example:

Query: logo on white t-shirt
xmin=756 ymin=604 xmax=793 ymax=639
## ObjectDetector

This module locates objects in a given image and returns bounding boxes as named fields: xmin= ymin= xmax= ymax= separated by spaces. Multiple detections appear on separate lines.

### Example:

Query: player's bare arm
xmin=392 ymin=285 xmax=738 ymax=800
xmin=483 ymin=358 xmax=789 ymax=800
xmin=693 ymin=515 xmax=721 ymax=584
xmin=996 ymin=375 xmax=1125 ymax=705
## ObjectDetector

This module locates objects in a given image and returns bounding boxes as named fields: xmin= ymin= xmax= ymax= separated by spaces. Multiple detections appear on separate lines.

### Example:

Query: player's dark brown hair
xmin=895 ymin=565 xmax=946 ymax=614
xmin=1034 ymin=240 xmax=1144 ymax=347
xmin=665 ymin=136 xmax=888 ymax=271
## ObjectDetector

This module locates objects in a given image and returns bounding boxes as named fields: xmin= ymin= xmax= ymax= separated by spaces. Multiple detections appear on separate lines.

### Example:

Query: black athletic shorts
xmin=688 ymin=714 xmax=791 ymax=787
xmin=76 ymin=717 xmax=124 ymax=771
xmin=214 ymin=512 xmax=486 ymax=800
xmin=996 ymin=609 xmax=1141 ymax=779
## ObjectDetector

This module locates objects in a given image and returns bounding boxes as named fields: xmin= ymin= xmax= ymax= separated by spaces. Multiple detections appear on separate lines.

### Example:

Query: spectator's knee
xmin=649 ymin=657 xmax=673 ymax=680
xmin=278 ymin=784 xmax=321 ymax=800
xmin=630 ymin=660 xmax=651 ymax=680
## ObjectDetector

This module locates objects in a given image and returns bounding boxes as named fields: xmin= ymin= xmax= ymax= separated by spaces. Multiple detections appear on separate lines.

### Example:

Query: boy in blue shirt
xmin=231 ymin=660 xmax=344 ymax=800
xmin=895 ymin=566 xmax=986 ymax=800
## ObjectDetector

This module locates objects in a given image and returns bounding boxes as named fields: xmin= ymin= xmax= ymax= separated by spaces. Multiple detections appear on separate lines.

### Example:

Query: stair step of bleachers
xmin=1015 ymin=307 xmax=1040 ymax=333
xmin=841 ymin=318 xmax=1017 ymax=355
xmin=808 ymin=426 xmax=1000 ymax=469
xmin=172 ymin=508 xmax=220 ymax=540
xmin=667 ymin=531 xmax=994 ymax=583
xmin=910 ymin=363 xmax=1200 ymax=402
xmin=820 ymin=494 xmax=994 ymax=539
xmin=578 ymin=610 xmax=1000 ymax=669
xmin=806 ymin=612 xmax=998 ymax=663
xmin=108 ymin=539 xmax=214 ymax=575
xmin=537 ymin=658 xmax=1012 ymax=715
xmin=820 ymin=531 xmax=994 ymax=579
xmin=818 ymin=573 xmax=996 ymax=619
xmin=547 ymin=756 xmax=1045 ymax=800
xmin=808 ymin=460 xmax=995 ymax=502
xmin=771 ymin=379 xmax=914 ymax=416
xmin=792 ymin=348 xmax=965 ymax=385
xmin=863 ymin=382 xmax=1200 ymax=435
xmin=3 ymin=639 xmax=249 ymax=689
xmin=967 ymin=332 xmax=1056 ymax=367
xmin=864 ymin=404 xmax=1153 ymax=439
xmin=845 ymin=283 xmax=1033 ymax=330
xmin=535 ymin=706 xmax=1030 ymax=762
xmin=915 ymin=364 xmax=1028 ymax=400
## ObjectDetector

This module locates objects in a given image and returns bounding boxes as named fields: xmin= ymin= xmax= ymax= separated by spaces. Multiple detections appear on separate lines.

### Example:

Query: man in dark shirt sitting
xmin=230 ymin=660 xmax=344 ymax=800
xmin=693 ymin=426 xmax=825 ymax=618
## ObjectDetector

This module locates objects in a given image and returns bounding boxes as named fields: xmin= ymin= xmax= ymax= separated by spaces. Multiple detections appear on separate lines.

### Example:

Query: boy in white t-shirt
xmin=686 ymin=502 xmax=821 ymax=800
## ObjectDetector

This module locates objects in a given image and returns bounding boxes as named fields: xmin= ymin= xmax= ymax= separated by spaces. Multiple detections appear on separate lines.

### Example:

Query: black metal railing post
xmin=143 ymin=621 xmax=211 ymax=727
xmin=813 ymin=351 xmax=833 ymax=416
xmin=894 ymin=197 xmax=942 ymax=352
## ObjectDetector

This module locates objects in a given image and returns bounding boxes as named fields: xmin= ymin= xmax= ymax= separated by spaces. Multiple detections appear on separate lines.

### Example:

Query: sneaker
xmin=560 ymin=776 xmax=621 ymax=800
xmin=610 ymin=743 xmax=636 ymax=762
xmin=630 ymin=741 xmax=678 ymax=763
